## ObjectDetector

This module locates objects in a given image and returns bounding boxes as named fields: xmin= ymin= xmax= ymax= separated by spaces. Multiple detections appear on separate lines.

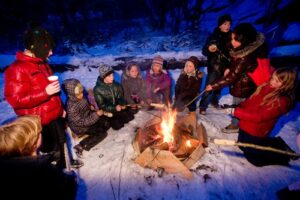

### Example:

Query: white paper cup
xmin=48 ymin=75 xmax=58 ymax=83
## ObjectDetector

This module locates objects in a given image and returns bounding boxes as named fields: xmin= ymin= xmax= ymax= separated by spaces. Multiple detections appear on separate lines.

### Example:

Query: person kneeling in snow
xmin=63 ymin=79 xmax=111 ymax=156
xmin=0 ymin=116 xmax=77 ymax=200
xmin=94 ymin=65 xmax=134 ymax=130
xmin=174 ymin=56 xmax=203 ymax=112
xmin=226 ymin=67 xmax=298 ymax=166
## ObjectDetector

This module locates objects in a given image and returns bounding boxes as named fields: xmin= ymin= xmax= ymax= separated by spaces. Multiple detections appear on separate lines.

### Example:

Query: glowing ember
xmin=160 ymin=106 xmax=177 ymax=145
xmin=186 ymin=140 xmax=191 ymax=147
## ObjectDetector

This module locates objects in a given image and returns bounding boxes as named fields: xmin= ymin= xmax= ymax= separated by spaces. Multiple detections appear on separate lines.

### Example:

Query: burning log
xmin=132 ymin=111 xmax=208 ymax=179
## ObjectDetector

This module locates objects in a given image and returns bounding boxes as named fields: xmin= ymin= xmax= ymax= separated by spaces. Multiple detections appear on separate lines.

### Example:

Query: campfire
xmin=132 ymin=108 xmax=208 ymax=179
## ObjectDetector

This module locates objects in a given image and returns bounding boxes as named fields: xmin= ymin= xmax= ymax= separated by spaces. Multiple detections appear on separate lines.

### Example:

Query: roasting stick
xmin=213 ymin=139 xmax=300 ymax=157
xmin=184 ymin=89 xmax=207 ymax=109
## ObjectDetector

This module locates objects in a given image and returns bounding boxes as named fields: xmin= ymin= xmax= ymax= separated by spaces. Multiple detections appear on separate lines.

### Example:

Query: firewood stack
xmin=132 ymin=112 xmax=208 ymax=179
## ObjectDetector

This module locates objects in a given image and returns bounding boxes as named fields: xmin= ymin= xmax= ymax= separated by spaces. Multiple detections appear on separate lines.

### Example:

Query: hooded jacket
xmin=211 ymin=32 xmax=268 ymax=98
xmin=4 ymin=52 xmax=62 ymax=125
xmin=63 ymin=79 xmax=99 ymax=134
xmin=121 ymin=65 xmax=146 ymax=104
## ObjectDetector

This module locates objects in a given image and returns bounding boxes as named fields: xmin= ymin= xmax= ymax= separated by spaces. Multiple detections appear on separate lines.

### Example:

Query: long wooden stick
xmin=214 ymin=139 xmax=300 ymax=157
xmin=184 ymin=89 xmax=206 ymax=108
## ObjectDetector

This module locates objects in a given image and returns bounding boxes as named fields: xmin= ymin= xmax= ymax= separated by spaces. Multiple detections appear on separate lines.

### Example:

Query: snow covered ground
xmin=1 ymin=62 xmax=299 ymax=200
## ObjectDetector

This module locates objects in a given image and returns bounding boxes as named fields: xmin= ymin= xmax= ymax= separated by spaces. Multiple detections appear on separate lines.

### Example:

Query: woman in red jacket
xmin=4 ymin=25 xmax=82 ymax=168
xmin=228 ymin=67 xmax=298 ymax=166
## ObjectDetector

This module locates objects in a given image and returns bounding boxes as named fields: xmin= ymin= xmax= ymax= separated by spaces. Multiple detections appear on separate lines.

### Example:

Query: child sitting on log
xmin=121 ymin=62 xmax=147 ymax=112
xmin=145 ymin=55 xmax=172 ymax=105
xmin=94 ymin=65 xmax=134 ymax=130
xmin=63 ymin=79 xmax=111 ymax=156
xmin=174 ymin=56 xmax=203 ymax=112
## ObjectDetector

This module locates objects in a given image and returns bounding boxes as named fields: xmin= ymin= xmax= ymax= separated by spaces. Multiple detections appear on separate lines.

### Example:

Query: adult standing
xmin=206 ymin=23 xmax=268 ymax=133
xmin=4 ymin=25 xmax=82 ymax=168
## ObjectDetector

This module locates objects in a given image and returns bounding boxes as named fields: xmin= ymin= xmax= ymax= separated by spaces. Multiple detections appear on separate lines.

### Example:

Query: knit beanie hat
xmin=99 ymin=64 xmax=114 ymax=79
xmin=187 ymin=56 xmax=200 ymax=68
xmin=218 ymin=14 xmax=232 ymax=26
xmin=152 ymin=55 xmax=164 ymax=66
xmin=24 ymin=26 xmax=55 ymax=60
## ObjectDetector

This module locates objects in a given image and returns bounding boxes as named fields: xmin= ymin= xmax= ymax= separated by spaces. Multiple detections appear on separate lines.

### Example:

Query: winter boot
xmin=221 ymin=124 xmax=239 ymax=133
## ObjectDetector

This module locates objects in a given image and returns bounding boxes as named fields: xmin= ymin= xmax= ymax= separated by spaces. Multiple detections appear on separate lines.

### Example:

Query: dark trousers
xmin=199 ymin=72 xmax=222 ymax=109
xmin=238 ymin=129 xmax=295 ymax=166
xmin=174 ymin=94 xmax=197 ymax=112
xmin=109 ymin=109 xmax=134 ymax=130
xmin=79 ymin=117 xmax=110 ymax=151
xmin=150 ymin=88 xmax=171 ymax=105
xmin=40 ymin=117 xmax=67 ymax=168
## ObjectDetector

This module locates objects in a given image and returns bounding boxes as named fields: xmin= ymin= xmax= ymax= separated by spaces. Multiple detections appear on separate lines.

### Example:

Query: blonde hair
xmin=254 ymin=67 xmax=297 ymax=107
xmin=0 ymin=115 xmax=42 ymax=157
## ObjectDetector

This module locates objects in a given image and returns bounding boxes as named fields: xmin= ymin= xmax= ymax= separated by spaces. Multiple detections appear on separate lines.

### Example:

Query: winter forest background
xmin=0 ymin=0 xmax=300 ymax=200
xmin=0 ymin=0 xmax=299 ymax=63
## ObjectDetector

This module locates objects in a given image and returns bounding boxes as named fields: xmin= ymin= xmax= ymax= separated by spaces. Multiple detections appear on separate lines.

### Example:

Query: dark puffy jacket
xmin=175 ymin=70 xmax=203 ymax=100
xmin=63 ymin=79 xmax=100 ymax=134
xmin=94 ymin=77 xmax=126 ymax=113
xmin=211 ymin=33 xmax=268 ymax=98
xmin=4 ymin=52 xmax=63 ymax=125
xmin=202 ymin=28 xmax=231 ymax=74
xmin=121 ymin=65 xmax=146 ymax=104
xmin=0 ymin=155 xmax=77 ymax=200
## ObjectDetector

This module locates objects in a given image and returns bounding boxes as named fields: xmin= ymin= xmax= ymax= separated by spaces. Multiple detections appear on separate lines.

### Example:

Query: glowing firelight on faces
xmin=160 ymin=107 xmax=177 ymax=144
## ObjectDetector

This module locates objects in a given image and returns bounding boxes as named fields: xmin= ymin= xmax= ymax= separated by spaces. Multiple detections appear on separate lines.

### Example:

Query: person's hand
xmin=96 ymin=110 xmax=104 ymax=116
xmin=205 ymin=85 xmax=213 ymax=91
xmin=208 ymin=44 xmax=217 ymax=52
xmin=146 ymin=99 xmax=152 ymax=105
xmin=90 ymin=105 xmax=95 ymax=110
xmin=224 ymin=68 xmax=230 ymax=76
xmin=224 ymin=108 xmax=235 ymax=115
xmin=104 ymin=112 xmax=113 ymax=118
xmin=62 ymin=110 xmax=67 ymax=118
xmin=297 ymin=134 xmax=300 ymax=149
xmin=130 ymin=104 xmax=137 ymax=109
xmin=116 ymin=105 xmax=122 ymax=111
xmin=45 ymin=81 xmax=60 ymax=95
xmin=153 ymin=87 xmax=160 ymax=93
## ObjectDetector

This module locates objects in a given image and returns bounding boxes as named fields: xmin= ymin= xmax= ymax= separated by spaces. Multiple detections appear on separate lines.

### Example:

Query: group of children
xmin=62 ymin=53 xmax=205 ymax=155
xmin=1 ymin=15 xmax=299 ymax=199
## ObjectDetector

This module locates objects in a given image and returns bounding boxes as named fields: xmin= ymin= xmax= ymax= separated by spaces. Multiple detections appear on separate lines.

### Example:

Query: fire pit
xmin=132 ymin=110 xmax=208 ymax=179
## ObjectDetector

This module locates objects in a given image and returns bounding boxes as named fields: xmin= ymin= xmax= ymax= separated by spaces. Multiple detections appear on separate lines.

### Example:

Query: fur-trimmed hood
xmin=230 ymin=32 xmax=265 ymax=58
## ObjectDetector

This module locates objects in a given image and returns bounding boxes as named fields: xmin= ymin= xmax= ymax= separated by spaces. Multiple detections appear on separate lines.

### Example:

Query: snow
xmin=270 ymin=44 xmax=300 ymax=57
xmin=1 ymin=60 xmax=299 ymax=200
xmin=283 ymin=23 xmax=300 ymax=42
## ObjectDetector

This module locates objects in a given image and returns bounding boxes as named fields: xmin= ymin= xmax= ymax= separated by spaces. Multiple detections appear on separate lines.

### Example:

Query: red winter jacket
xmin=4 ymin=52 xmax=63 ymax=125
xmin=234 ymin=84 xmax=290 ymax=137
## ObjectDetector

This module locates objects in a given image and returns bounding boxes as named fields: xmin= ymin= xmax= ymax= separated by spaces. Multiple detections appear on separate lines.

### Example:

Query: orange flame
xmin=160 ymin=106 xmax=177 ymax=144
xmin=186 ymin=140 xmax=191 ymax=147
